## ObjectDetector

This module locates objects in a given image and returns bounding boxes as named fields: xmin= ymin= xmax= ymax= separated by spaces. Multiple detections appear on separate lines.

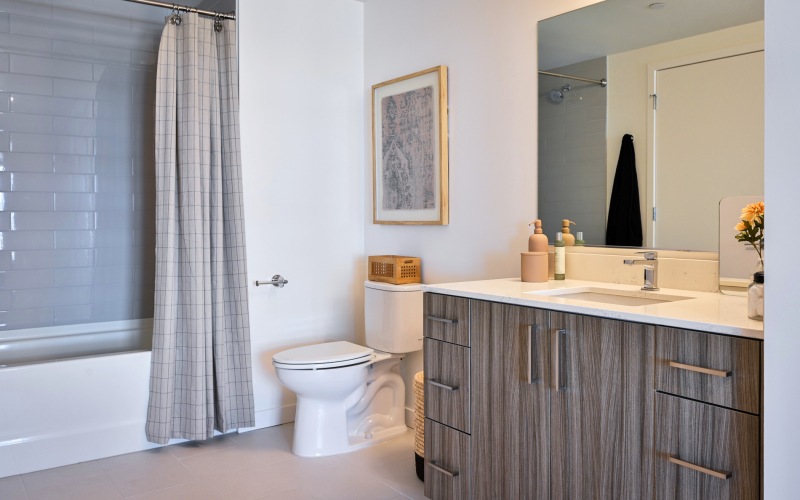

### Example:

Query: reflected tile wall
xmin=538 ymin=57 xmax=608 ymax=246
xmin=0 ymin=0 xmax=162 ymax=330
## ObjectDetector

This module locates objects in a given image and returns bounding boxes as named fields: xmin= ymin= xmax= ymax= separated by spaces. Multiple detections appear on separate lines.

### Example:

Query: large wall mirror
xmin=537 ymin=0 xmax=764 ymax=252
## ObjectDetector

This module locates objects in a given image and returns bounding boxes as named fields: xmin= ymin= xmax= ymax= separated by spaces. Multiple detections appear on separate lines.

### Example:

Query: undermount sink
xmin=525 ymin=287 xmax=693 ymax=307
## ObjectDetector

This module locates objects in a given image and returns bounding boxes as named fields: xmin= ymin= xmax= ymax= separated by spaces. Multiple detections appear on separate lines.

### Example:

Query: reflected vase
xmin=748 ymin=256 xmax=764 ymax=321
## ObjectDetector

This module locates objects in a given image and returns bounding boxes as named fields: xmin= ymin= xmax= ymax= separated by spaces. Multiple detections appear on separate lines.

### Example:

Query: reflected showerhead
xmin=546 ymin=84 xmax=571 ymax=104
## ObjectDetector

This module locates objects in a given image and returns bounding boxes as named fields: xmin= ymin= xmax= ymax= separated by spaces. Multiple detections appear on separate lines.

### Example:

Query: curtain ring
xmin=214 ymin=15 xmax=223 ymax=33
xmin=170 ymin=6 xmax=182 ymax=25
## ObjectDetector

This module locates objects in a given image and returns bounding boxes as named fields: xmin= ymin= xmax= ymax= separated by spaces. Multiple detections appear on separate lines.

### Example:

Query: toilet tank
xmin=364 ymin=280 xmax=423 ymax=354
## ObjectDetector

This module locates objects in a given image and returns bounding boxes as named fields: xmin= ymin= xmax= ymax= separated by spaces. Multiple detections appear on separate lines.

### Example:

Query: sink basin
xmin=525 ymin=287 xmax=692 ymax=307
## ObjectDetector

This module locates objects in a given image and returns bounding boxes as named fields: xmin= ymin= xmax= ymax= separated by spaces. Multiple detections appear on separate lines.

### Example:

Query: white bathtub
xmin=0 ymin=321 xmax=158 ymax=478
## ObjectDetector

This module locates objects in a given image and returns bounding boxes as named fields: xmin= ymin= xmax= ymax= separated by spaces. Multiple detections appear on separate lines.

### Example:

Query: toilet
xmin=272 ymin=280 xmax=423 ymax=457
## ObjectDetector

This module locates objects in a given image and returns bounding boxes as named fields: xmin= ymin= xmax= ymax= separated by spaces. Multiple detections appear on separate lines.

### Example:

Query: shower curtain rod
xmin=122 ymin=0 xmax=235 ymax=20
xmin=538 ymin=70 xmax=608 ymax=87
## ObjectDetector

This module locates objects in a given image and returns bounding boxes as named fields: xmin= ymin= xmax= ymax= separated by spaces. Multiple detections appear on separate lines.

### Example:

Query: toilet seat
xmin=273 ymin=341 xmax=374 ymax=370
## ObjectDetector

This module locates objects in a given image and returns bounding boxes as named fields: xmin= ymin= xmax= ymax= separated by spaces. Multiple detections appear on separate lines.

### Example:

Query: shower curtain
xmin=146 ymin=12 xmax=255 ymax=444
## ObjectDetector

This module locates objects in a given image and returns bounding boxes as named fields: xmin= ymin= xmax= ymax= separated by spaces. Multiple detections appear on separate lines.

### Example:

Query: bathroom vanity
xmin=421 ymin=279 xmax=763 ymax=500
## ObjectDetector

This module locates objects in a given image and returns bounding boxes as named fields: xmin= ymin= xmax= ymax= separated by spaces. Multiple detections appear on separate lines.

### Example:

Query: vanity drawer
xmin=424 ymin=338 xmax=471 ymax=433
xmin=425 ymin=418 xmax=471 ymax=500
xmin=655 ymin=327 xmax=761 ymax=414
xmin=654 ymin=392 xmax=760 ymax=500
xmin=424 ymin=293 xmax=470 ymax=347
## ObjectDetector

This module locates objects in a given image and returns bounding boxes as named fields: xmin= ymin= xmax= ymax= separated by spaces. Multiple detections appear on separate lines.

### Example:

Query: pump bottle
xmin=561 ymin=220 xmax=576 ymax=246
xmin=528 ymin=219 xmax=549 ymax=252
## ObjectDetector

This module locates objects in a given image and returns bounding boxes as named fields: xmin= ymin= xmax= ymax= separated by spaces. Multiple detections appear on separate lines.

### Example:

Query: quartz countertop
xmin=422 ymin=278 xmax=764 ymax=340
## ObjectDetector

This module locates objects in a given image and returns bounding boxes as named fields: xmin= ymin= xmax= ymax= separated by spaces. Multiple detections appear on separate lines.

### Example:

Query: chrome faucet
xmin=624 ymin=251 xmax=659 ymax=291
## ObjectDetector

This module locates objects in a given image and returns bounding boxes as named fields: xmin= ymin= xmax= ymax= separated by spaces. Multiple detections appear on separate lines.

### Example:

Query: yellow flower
xmin=734 ymin=200 xmax=764 ymax=262
xmin=740 ymin=201 xmax=765 ymax=223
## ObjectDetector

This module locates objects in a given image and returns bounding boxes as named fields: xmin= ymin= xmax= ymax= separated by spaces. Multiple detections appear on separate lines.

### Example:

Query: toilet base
xmin=290 ymin=357 xmax=408 ymax=458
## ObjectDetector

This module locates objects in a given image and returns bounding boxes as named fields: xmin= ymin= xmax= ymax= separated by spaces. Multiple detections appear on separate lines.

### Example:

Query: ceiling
xmin=538 ymin=0 xmax=764 ymax=70
xmin=195 ymin=0 xmax=236 ymax=14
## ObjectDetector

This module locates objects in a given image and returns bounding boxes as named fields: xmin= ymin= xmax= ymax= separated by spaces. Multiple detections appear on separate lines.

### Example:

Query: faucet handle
xmin=636 ymin=251 xmax=658 ymax=260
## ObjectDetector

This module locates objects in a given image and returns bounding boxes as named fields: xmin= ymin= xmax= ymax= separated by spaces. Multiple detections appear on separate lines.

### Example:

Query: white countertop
xmin=422 ymin=278 xmax=764 ymax=340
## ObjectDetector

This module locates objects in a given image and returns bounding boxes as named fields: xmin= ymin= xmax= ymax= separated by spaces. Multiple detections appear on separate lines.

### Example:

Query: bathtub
xmin=0 ymin=320 xmax=158 ymax=478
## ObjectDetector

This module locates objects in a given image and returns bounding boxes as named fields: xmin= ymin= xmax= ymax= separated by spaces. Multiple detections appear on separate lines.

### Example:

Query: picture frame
xmin=372 ymin=66 xmax=449 ymax=225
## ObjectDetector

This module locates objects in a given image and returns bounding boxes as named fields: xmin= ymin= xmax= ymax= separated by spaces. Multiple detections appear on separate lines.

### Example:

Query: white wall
xmin=363 ymin=0 xmax=600 ymax=416
xmin=364 ymin=0 xmax=602 ymax=286
xmin=239 ymin=0 xmax=365 ymax=426
xmin=764 ymin=0 xmax=800 ymax=497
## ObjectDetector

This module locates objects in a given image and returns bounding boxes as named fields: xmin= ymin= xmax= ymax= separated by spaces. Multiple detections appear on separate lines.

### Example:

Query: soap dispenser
xmin=561 ymin=219 xmax=576 ymax=246
xmin=528 ymin=219 xmax=549 ymax=252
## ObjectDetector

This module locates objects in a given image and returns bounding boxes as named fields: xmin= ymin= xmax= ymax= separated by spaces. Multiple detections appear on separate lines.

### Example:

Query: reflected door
xmin=651 ymin=50 xmax=764 ymax=251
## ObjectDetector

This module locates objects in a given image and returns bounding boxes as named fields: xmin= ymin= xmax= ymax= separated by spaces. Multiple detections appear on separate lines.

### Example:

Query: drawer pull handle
xmin=527 ymin=324 xmax=540 ymax=384
xmin=669 ymin=456 xmax=731 ymax=480
xmin=429 ymin=461 xmax=459 ymax=478
xmin=557 ymin=329 xmax=567 ymax=391
xmin=669 ymin=361 xmax=731 ymax=378
xmin=429 ymin=380 xmax=459 ymax=391
xmin=428 ymin=315 xmax=458 ymax=325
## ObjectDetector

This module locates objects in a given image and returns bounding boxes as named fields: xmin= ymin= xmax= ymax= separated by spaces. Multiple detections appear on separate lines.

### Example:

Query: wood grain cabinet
xmin=654 ymin=326 xmax=762 ymax=499
xmin=549 ymin=311 xmax=654 ymax=500
xmin=423 ymin=294 xmax=472 ymax=500
xmin=422 ymin=294 xmax=763 ymax=500
xmin=471 ymin=300 xmax=550 ymax=499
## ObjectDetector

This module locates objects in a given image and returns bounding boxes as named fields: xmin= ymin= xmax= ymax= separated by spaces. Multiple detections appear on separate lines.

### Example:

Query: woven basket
xmin=368 ymin=255 xmax=421 ymax=284
xmin=413 ymin=370 xmax=425 ymax=481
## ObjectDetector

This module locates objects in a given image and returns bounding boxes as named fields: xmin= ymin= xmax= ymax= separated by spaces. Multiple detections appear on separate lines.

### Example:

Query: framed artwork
xmin=372 ymin=66 xmax=449 ymax=225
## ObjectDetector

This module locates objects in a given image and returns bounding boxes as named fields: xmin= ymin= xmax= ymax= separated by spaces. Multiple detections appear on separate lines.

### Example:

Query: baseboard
xmin=405 ymin=405 xmax=416 ymax=429
xmin=246 ymin=405 xmax=296 ymax=431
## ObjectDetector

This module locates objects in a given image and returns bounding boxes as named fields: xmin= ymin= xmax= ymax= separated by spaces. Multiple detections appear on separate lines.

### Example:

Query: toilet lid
xmin=273 ymin=341 xmax=373 ymax=367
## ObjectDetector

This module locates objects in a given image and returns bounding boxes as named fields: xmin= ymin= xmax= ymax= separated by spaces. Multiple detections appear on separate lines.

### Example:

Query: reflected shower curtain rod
xmin=538 ymin=70 xmax=608 ymax=87
xmin=122 ymin=0 xmax=235 ymax=20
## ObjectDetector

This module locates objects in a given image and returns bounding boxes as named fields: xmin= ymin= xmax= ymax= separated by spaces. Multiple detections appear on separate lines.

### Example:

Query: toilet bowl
xmin=272 ymin=281 xmax=423 ymax=457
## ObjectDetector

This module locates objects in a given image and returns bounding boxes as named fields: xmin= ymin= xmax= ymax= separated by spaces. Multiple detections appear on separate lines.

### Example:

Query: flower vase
xmin=752 ymin=256 xmax=764 ymax=276
xmin=748 ymin=269 xmax=764 ymax=321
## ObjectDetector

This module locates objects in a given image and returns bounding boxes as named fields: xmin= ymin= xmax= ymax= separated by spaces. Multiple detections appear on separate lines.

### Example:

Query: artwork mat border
xmin=372 ymin=65 xmax=449 ymax=225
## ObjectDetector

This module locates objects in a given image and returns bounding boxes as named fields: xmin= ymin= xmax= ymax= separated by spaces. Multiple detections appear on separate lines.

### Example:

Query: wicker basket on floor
xmin=413 ymin=370 xmax=425 ymax=481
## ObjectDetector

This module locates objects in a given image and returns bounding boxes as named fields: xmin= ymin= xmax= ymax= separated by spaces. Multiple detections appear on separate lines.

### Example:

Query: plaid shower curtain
xmin=146 ymin=12 xmax=255 ymax=444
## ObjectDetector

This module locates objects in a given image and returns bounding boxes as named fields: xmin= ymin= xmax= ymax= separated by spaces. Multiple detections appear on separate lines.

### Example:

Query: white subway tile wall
xmin=0 ymin=0 xmax=165 ymax=330
xmin=538 ymin=57 xmax=608 ymax=245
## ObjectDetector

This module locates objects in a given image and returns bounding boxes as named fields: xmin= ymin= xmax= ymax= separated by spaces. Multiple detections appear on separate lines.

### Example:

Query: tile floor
xmin=0 ymin=424 xmax=426 ymax=500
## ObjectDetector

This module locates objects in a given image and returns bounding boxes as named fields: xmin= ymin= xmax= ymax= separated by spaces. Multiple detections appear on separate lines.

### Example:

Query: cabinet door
xmin=471 ymin=301 xmax=550 ymax=500
xmin=654 ymin=392 xmax=760 ymax=499
xmin=550 ymin=312 xmax=655 ymax=500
